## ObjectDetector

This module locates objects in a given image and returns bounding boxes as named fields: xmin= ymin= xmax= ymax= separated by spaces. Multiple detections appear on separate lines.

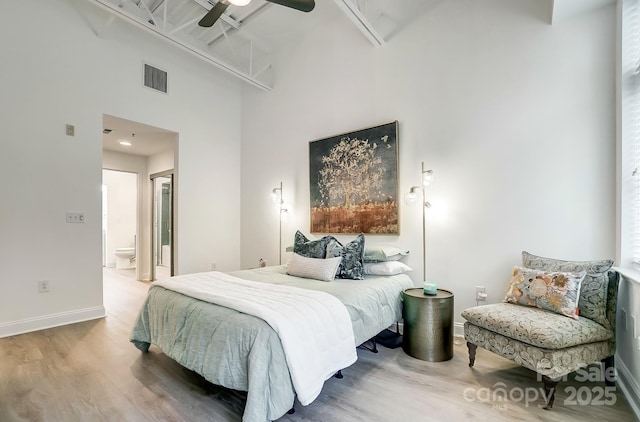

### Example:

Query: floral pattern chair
xmin=461 ymin=251 xmax=619 ymax=409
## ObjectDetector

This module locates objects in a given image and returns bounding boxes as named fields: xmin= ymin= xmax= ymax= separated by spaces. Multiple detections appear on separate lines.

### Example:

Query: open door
xmin=151 ymin=171 xmax=173 ymax=280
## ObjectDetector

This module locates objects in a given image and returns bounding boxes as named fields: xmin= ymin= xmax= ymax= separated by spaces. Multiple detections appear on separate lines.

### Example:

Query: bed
xmin=130 ymin=264 xmax=414 ymax=422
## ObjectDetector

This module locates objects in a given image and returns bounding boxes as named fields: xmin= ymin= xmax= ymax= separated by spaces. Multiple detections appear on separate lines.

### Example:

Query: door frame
xmin=150 ymin=169 xmax=174 ymax=280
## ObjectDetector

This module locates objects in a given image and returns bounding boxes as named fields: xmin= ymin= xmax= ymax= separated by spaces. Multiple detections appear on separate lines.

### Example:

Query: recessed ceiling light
xmin=119 ymin=141 xmax=132 ymax=146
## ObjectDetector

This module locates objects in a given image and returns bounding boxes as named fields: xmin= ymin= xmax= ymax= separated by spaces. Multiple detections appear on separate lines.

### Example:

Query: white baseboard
xmin=615 ymin=354 xmax=640 ymax=420
xmin=0 ymin=306 xmax=106 ymax=338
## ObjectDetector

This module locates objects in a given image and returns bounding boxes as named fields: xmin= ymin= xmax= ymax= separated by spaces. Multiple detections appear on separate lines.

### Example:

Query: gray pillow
xmin=522 ymin=251 xmax=613 ymax=327
xmin=363 ymin=246 xmax=410 ymax=262
xmin=293 ymin=231 xmax=331 ymax=259
xmin=326 ymin=234 xmax=365 ymax=280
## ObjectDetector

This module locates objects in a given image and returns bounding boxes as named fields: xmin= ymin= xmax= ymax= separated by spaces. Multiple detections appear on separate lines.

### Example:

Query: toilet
xmin=114 ymin=247 xmax=136 ymax=269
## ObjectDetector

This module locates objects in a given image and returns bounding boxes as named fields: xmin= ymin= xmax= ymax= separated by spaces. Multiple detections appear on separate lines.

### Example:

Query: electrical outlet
xmin=38 ymin=280 xmax=50 ymax=293
xmin=211 ymin=263 xmax=216 ymax=271
xmin=475 ymin=286 xmax=487 ymax=301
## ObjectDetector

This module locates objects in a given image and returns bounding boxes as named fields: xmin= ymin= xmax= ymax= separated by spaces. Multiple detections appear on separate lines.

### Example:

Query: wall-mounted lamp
xmin=405 ymin=162 xmax=434 ymax=282
xmin=271 ymin=181 xmax=290 ymax=265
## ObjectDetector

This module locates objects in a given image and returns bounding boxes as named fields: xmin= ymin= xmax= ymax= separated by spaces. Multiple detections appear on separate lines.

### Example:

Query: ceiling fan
xmin=199 ymin=0 xmax=315 ymax=28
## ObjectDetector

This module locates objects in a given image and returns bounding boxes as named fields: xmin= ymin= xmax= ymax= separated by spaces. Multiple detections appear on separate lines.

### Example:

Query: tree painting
xmin=309 ymin=121 xmax=398 ymax=234
xmin=318 ymin=137 xmax=384 ymax=209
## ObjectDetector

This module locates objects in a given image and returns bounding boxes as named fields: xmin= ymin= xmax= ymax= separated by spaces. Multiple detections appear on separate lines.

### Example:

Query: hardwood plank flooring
xmin=0 ymin=268 xmax=636 ymax=421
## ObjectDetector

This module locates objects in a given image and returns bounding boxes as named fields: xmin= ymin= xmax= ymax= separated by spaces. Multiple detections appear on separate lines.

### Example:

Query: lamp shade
xmin=422 ymin=170 xmax=434 ymax=186
xmin=404 ymin=190 xmax=418 ymax=205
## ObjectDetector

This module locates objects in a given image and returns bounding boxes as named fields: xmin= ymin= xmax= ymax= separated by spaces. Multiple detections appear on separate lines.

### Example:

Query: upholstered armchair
xmin=462 ymin=251 xmax=619 ymax=409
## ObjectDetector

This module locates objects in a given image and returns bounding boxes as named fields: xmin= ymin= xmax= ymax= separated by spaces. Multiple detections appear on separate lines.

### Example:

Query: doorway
xmin=102 ymin=169 xmax=138 ymax=277
xmin=151 ymin=171 xmax=173 ymax=280
xmin=102 ymin=113 xmax=178 ymax=282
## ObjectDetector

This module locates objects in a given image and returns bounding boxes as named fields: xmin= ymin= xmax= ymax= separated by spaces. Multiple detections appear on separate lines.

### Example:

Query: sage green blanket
xmin=130 ymin=266 xmax=414 ymax=422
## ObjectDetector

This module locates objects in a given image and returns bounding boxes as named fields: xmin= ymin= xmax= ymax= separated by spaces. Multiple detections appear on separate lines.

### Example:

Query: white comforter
xmin=154 ymin=271 xmax=358 ymax=405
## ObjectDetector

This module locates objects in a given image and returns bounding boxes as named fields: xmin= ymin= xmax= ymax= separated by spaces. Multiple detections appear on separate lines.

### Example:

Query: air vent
xmin=143 ymin=63 xmax=168 ymax=94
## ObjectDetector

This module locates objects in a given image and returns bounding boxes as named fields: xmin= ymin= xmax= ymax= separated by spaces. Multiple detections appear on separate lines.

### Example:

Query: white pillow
xmin=364 ymin=261 xmax=413 ymax=276
xmin=286 ymin=253 xmax=342 ymax=282
xmin=364 ymin=246 xmax=410 ymax=262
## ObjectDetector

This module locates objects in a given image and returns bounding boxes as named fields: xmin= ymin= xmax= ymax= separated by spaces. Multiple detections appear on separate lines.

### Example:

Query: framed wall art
xmin=309 ymin=121 xmax=399 ymax=234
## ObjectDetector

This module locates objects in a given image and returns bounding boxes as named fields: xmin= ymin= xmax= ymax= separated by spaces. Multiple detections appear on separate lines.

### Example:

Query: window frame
xmin=618 ymin=0 xmax=640 ymax=277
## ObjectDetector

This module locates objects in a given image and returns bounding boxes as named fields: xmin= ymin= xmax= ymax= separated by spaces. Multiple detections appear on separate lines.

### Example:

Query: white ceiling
xmin=96 ymin=0 xmax=615 ymax=155
xmin=103 ymin=114 xmax=176 ymax=157
xmin=87 ymin=0 xmax=615 ymax=92
xmin=88 ymin=0 xmax=461 ymax=90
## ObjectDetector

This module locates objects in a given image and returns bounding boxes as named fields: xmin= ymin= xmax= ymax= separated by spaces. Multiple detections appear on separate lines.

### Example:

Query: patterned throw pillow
xmin=326 ymin=234 xmax=366 ymax=280
xmin=286 ymin=253 xmax=342 ymax=282
xmin=293 ymin=231 xmax=331 ymax=259
xmin=504 ymin=266 xmax=585 ymax=319
xmin=522 ymin=251 xmax=614 ymax=326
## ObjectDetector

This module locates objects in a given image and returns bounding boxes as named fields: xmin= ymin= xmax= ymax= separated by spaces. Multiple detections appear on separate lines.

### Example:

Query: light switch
xmin=66 ymin=212 xmax=85 ymax=223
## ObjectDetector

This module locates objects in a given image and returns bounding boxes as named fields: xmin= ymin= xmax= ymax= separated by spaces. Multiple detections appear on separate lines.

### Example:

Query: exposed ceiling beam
xmin=169 ymin=14 xmax=202 ymax=34
xmin=190 ymin=0 xmax=241 ymax=29
xmin=334 ymin=0 xmax=385 ymax=47
xmin=87 ymin=0 xmax=271 ymax=91
xmin=203 ymin=2 xmax=273 ymax=53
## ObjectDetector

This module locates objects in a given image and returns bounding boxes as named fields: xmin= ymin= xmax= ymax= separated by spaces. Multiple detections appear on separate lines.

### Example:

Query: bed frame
xmin=130 ymin=266 xmax=413 ymax=422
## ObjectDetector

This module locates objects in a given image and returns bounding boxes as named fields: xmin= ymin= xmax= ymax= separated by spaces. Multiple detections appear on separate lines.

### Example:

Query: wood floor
xmin=0 ymin=268 xmax=637 ymax=422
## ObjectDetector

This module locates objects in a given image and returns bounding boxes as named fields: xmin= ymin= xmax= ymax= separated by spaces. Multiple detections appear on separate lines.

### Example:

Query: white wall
xmin=149 ymin=147 xmax=176 ymax=175
xmin=0 ymin=0 xmax=243 ymax=336
xmin=102 ymin=169 xmax=137 ymax=268
xmin=240 ymin=0 xmax=616 ymax=321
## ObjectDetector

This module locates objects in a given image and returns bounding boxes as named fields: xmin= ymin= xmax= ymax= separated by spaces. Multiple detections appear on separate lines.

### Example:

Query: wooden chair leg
xmin=467 ymin=342 xmax=477 ymax=367
xmin=542 ymin=376 xmax=560 ymax=410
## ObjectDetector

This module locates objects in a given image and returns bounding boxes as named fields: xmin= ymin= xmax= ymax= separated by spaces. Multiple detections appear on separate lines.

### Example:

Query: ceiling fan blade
xmin=266 ymin=0 xmax=315 ymax=13
xmin=198 ymin=1 xmax=230 ymax=27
